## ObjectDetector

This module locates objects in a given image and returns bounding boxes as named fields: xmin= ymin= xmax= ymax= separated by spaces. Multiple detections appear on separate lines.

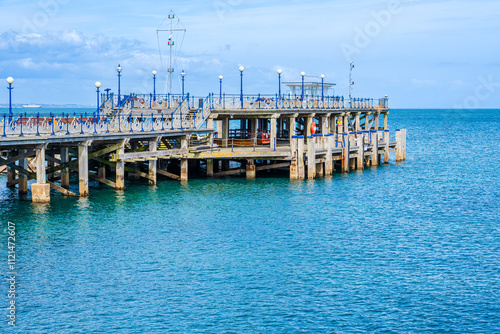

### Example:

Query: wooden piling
xmin=78 ymin=142 xmax=90 ymax=197
xmin=18 ymin=150 xmax=28 ymax=194
xmin=246 ymin=159 xmax=256 ymax=179
xmin=307 ymin=136 xmax=316 ymax=179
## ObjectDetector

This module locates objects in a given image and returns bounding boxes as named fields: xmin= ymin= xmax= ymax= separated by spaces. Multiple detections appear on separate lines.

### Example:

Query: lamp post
xmin=219 ymin=75 xmax=223 ymax=101
xmin=239 ymin=66 xmax=244 ymax=109
xmin=117 ymin=64 xmax=122 ymax=106
xmin=181 ymin=70 xmax=185 ymax=98
xmin=320 ymin=74 xmax=325 ymax=101
xmin=95 ymin=81 xmax=101 ymax=122
xmin=152 ymin=70 xmax=157 ymax=101
xmin=301 ymin=71 xmax=305 ymax=101
xmin=6 ymin=77 xmax=14 ymax=121
xmin=277 ymin=69 xmax=282 ymax=97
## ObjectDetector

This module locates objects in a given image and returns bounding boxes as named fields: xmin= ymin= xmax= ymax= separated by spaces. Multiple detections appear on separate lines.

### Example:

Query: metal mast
xmin=349 ymin=60 xmax=354 ymax=108
xmin=157 ymin=10 xmax=186 ymax=96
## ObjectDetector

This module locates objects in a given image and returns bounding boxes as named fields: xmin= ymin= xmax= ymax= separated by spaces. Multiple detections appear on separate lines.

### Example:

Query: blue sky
xmin=0 ymin=0 xmax=499 ymax=108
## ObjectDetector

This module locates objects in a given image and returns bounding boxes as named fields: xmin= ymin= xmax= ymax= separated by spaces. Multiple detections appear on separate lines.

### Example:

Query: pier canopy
xmin=283 ymin=80 xmax=335 ymax=97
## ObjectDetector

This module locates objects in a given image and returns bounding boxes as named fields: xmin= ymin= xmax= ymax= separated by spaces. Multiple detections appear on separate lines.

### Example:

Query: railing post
xmin=20 ymin=114 xmax=24 ymax=137
xmin=171 ymin=112 xmax=174 ymax=130
xmin=93 ymin=112 xmax=97 ymax=134
xmin=161 ymin=113 xmax=165 ymax=131
xmin=51 ymin=115 xmax=55 ymax=136
xmin=80 ymin=114 xmax=84 ymax=134
xmin=141 ymin=113 xmax=144 ymax=132
xmin=118 ymin=114 xmax=122 ymax=133
xmin=151 ymin=112 xmax=154 ymax=132
xmin=2 ymin=115 xmax=6 ymax=137
xmin=180 ymin=111 xmax=183 ymax=130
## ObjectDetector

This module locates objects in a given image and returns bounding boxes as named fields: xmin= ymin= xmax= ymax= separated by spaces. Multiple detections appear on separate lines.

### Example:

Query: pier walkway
xmin=0 ymin=93 xmax=406 ymax=202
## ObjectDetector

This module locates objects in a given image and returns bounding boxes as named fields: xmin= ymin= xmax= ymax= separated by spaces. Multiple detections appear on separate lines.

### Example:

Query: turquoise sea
xmin=1 ymin=109 xmax=499 ymax=333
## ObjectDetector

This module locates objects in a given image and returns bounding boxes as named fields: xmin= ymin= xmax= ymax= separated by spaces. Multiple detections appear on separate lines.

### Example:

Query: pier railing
xmin=210 ymin=94 xmax=386 ymax=110
xmin=0 ymin=112 xmax=199 ymax=138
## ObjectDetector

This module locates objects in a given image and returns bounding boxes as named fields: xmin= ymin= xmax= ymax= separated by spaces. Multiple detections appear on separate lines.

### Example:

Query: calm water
xmin=1 ymin=109 xmax=499 ymax=333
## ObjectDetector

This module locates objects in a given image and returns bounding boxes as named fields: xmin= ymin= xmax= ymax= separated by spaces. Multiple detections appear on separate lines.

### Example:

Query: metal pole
xmin=278 ymin=73 xmax=281 ymax=97
xmin=219 ymin=78 xmax=222 ymax=101
xmin=153 ymin=74 xmax=156 ymax=101
xmin=321 ymin=77 xmax=324 ymax=101
xmin=240 ymin=71 xmax=243 ymax=109
xmin=117 ymin=65 xmax=122 ymax=106
xmin=8 ymin=83 xmax=13 ymax=121
xmin=301 ymin=76 xmax=304 ymax=101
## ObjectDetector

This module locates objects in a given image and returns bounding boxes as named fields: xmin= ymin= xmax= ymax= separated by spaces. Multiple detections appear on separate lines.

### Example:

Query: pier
xmin=1 ymin=88 xmax=406 ymax=203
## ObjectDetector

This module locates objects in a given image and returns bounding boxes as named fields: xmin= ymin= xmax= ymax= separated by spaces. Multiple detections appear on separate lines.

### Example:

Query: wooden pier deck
xmin=0 ymin=93 xmax=406 ymax=202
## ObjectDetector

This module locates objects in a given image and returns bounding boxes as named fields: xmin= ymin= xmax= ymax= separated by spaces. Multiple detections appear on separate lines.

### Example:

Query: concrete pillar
xmin=306 ymin=116 xmax=313 ymax=137
xmin=270 ymin=117 xmax=277 ymax=150
xmin=249 ymin=118 xmax=257 ymax=135
xmin=321 ymin=115 xmax=329 ymax=135
xmin=60 ymin=147 xmax=70 ymax=189
xmin=78 ymin=143 xmax=89 ymax=197
xmin=342 ymin=132 xmax=349 ymax=173
xmin=180 ymin=159 xmax=188 ymax=181
xmin=19 ymin=150 xmax=28 ymax=194
xmin=307 ymin=136 xmax=316 ymax=179
xmin=297 ymin=136 xmax=305 ymax=179
xmin=396 ymin=130 xmax=402 ymax=161
xmin=246 ymin=159 xmax=256 ymax=179
xmin=357 ymin=131 xmax=364 ymax=170
xmin=222 ymin=117 xmax=229 ymax=148
xmin=116 ymin=144 xmax=125 ymax=190
xmin=7 ymin=151 xmax=15 ymax=187
xmin=325 ymin=134 xmax=333 ymax=175
xmin=316 ymin=160 xmax=324 ymax=177
xmin=32 ymin=145 xmax=50 ymax=203
xmin=384 ymin=113 xmax=390 ymax=164
xmin=372 ymin=113 xmax=379 ymax=166
xmin=206 ymin=159 xmax=214 ymax=177
xmin=289 ymin=116 xmax=296 ymax=140
xmin=216 ymin=120 xmax=222 ymax=139
xmin=149 ymin=138 xmax=159 ymax=185
xmin=290 ymin=136 xmax=299 ymax=179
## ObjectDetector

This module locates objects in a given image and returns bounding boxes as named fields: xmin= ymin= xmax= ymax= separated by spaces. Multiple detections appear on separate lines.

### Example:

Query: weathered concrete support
xmin=206 ymin=159 xmax=214 ymax=177
xmin=60 ymin=147 xmax=70 ymax=189
xmin=357 ymin=132 xmax=364 ymax=170
xmin=297 ymin=136 xmax=305 ymax=179
xmin=396 ymin=129 xmax=407 ymax=161
xmin=372 ymin=113 xmax=380 ymax=166
xmin=307 ymin=136 xmax=316 ymax=179
xmin=18 ymin=150 xmax=28 ymax=194
xmin=180 ymin=159 xmax=188 ymax=181
xmin=383 ymin=113 xmax=390 ymax=164
xmin=321 ymin=115 xmax=329 ymax=135
xmin=116 ymin=144 xmax=125 ymax=190
xmin=289 ymin=116 xmax=296 ymax=140
xmin=306 ymin=116 xmax=313 ymax=137
xmin=402 ymin=128 xmax=407 ymax=161
xmin=316 ymin=161 xmax=324 ymax=177
xmin=78 ymin=143 xmax=90 ymax=197
xmin=222 ymin=117 xmax=229 ymax=148
xmin=325 ymin=134 xmax=333 ymax=175
xmin=290 ymin=136 xmax=299 ymax=179
xmin=7 ymin=152 xmax=15 ymax=187
xmin=32 ymin=144 xmax=50 ymax=203
xmin=149 ymin=137 xmax=160 ymax=185
xmin=249 ymin=118 xmax=257 ymax=135
xmin=246 ymin=159 xmax=256 ymax=179
xmin=342 ymin=133 xmax=350 ymax=173
xmin=216 ymin=120 xmax=223 ymax=139
xmin=270 ymin=116 xmax=277 ymax=150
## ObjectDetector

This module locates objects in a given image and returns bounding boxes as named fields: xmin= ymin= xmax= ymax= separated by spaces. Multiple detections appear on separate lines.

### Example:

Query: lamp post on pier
xmin=219 ymin=75 xmax=223 ymax=101
xmin=152 ymin=70 xmax=157 ymax=101
xmin=117 ymin=64 xmax=122 ymax=106
xmin=95 ymin=81 xmax=101 ymax=121
xmin=301 ymin=71 xmax=305 ymax=101
xmin=277 ymin=69 xmax=282 ymax=98
xmin=6 ymin=77 xmax=14 ymax=121
xmin=320 ymin=74 xmax=325 ymax=101
xmin=181 ymin=70 xmax=185 ymax=98
xmin=239 ymin=66 xmax=244 ymax=109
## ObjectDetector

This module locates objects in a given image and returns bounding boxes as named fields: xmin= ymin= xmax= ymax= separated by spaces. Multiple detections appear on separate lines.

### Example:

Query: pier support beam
xmin=206 ymin=159 xmax=214 ymax=177
xmin=60 ymin=147 xmax=70 ymax=189
xmin=307 ymin=136 xmax=316 ymax=179
xmin=290 ymin=136 xmax=299 ymax=179
xmin=78 ymin=142 xmax=91 ymax=197
xmin=298 ymin=136 xmax=305 ymax=179
xmin=148 ymin=137 xmax=160 ymax=186
xmin=32 ymin=144 xmax=50 ymax=203
xmin=325 ymin=134 xmax=333 ymax=175
xmin=270 ymin=116 xmax=277 ymax=150
xmin=289 ymin=116 xmax=296 ymax=139
xmin=357 ymin=132 xmax=364 ymax=170
xmin=372 ymin=113 xmax=379 ymax=166
xmin=180 ymin=159 xmax=188 ymax=181
xmin=7 ymin=152 xmax=15 ymax=187
xmin=222 ymin=117 xmax=229 ymax=148
xmin=246 ymin=159 xmax=256 ymax=179
xmin=18 ymin=150 xmax=28 ymax=194
xmin=383 ymin=113 xmax=390 ymax=164
xmin=116 ymin=144 xmax=125 ymax=190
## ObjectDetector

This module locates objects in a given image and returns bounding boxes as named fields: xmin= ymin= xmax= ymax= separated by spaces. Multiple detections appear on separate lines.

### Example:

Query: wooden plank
xmin=157 ymin=169 xmax=181 ymax=181
xmin=255 ymin=162 xmax=291 ymax=171
xmin=213 ymin=167 xmax=246 ymax=177
xmin=112 ymin=148 xmax=188 ymax=161
xmin=48 ymin=181 xmax=79 ymax=197
xmin=0 ymin=150 xmax=35 ymax=167
xmin=89 ymin=174 xmax=117 ymax=188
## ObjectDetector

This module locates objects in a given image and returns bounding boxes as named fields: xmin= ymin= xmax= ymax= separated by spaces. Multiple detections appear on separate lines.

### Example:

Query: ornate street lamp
xmin=219 ymin=75 xmax=223 ymax=101
xmin=320 ymin=74 xmax=325 ymax=101
xmin=95 ymin=81 xmax=101 ymax=121
xmin=6 ymin=77 xmax=14 ymax=121
xmin=301 ymin=71 xmax=305 ymax=101
xmin=277 ymin=69 xmax=282 ymax=97
xmin=152 ymin=70 xmax=157 ymax=101
xmin=181 ymin=70 xmax=185 ymax=98
xmin=117 ymin=64 xmax=122 ymax=106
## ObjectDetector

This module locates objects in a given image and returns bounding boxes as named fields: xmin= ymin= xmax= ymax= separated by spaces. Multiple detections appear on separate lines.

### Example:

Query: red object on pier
xmin=310 ymin=122 xmax=317 ymax=135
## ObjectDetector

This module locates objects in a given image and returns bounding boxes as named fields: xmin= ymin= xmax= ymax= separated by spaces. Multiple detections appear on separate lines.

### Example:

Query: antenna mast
xmin=349 ymin=60 xmax=354 ymax=108
xmin=157 ymin=10 xmax=186 ymax=96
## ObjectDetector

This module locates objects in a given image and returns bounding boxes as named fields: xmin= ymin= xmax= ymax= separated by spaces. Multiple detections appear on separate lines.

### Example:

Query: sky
xmin=0 ymin=0 xmax=499 ymax=108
